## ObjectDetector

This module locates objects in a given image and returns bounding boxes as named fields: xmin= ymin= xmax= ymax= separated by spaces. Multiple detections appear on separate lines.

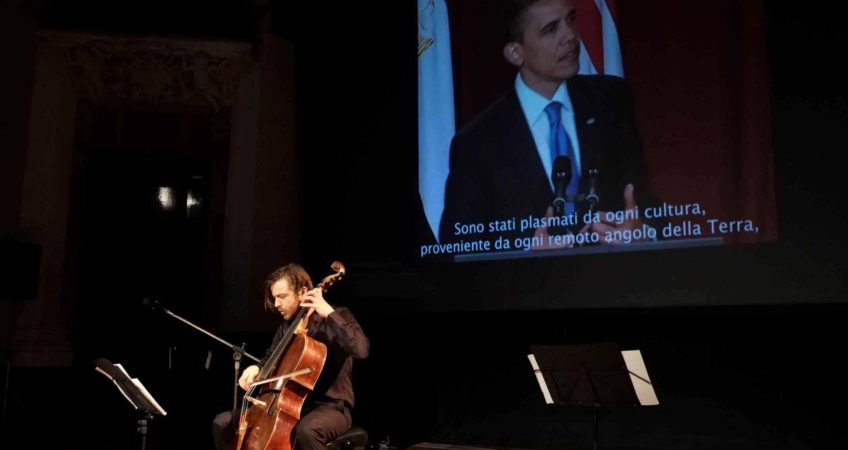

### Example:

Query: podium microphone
xmin=551 ymin=156 xmax=572 ymax=217
xmin=585 ymin=168 xmax=600 ymax=212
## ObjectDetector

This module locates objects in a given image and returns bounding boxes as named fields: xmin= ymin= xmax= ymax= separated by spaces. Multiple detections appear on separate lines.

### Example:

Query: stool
xmin=326 ymin=427 xmax=368 ymax=450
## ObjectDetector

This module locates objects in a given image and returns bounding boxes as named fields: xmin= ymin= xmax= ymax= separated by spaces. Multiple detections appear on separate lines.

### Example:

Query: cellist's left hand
xmin=301 ymin=288 xmax=335 ymax=318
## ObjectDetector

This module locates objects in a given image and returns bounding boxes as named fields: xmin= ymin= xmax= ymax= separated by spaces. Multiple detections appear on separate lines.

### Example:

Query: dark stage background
xmin=1 ymin=1 xmax=847 ymax=450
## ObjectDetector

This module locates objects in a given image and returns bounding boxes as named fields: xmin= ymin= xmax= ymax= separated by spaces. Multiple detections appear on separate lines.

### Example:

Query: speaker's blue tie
xmin=544 ymin=102 xmax=579 ymax=215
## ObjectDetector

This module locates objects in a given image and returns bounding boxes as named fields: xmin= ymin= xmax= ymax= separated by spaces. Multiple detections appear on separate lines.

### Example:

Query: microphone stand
xmin=146 ymin=300 xmax=260 ymax=412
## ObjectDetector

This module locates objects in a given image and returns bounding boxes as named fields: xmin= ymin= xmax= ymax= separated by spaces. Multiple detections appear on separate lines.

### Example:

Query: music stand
xmin=94 ymin=358 xmax=167 ymax=450
xmin=528 ymin=343 xmax=658 ymax=450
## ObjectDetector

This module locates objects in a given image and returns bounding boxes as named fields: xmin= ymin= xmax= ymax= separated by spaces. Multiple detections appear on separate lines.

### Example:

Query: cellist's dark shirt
xmin=258 ymin=307 xmax=369 ymax=409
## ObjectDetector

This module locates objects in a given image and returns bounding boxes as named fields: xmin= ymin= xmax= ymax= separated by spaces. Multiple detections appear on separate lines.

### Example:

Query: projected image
xmin=418 ymin=0 xmax=777 ymax=262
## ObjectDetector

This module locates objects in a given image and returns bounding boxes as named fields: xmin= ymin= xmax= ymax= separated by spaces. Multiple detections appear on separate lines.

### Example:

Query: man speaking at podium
xmin=439 ymin=0 xmax=658 ymax=249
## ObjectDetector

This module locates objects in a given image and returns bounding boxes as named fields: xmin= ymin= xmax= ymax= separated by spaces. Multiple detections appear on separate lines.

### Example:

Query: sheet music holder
xmin=528 ymin=343 xmax=658 ymax=450
xmin=94 ymin=358 xmax=166 ymax=450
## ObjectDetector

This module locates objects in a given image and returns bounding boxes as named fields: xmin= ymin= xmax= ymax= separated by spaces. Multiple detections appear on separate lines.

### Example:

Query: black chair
xmin=326 ymin=427 xmax=368 ymax=450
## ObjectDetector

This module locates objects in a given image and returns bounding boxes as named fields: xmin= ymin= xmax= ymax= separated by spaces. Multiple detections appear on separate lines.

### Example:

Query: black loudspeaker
xmin=0 ymin=239 xmax=41 ymax=300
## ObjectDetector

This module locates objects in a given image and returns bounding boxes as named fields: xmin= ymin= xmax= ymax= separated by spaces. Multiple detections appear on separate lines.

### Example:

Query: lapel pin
xmin=586 ymin=117 xmax=596 ymax=125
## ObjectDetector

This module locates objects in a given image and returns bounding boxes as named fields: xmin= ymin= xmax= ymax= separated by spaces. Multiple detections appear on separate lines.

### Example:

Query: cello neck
xmin=258 ymin=306 xmax=309 ymax=379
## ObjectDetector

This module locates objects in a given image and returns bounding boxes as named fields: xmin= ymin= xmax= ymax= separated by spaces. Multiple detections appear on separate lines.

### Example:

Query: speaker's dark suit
xmin=439 ymin=75 xmax=653 ymax=243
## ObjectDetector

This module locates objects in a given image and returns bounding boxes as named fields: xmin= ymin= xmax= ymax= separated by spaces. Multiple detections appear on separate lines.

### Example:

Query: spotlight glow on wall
xmin=158 ymin=187 xmax=175 ymax=210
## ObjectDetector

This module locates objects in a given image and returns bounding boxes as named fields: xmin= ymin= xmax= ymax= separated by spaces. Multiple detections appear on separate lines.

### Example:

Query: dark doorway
xmin=71 ymin=103 xmax=233 ymax=449
xmin=76 ymin=153 xmax=213 ymax=361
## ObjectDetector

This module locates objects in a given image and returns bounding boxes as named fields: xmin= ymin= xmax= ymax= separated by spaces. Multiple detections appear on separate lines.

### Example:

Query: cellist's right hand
xmin=239 ymin=365 xmax=260 ymax=390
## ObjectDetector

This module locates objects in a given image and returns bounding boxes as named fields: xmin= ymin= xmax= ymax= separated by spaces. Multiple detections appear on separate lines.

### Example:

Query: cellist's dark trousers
xmin=212 ymin=400 xmax=352 ymax=450
xmin=212 ymin=410 xmax=237 ymax=450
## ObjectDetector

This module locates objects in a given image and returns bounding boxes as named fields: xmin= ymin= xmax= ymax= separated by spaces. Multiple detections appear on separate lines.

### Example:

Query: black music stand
xmin=94 ymin=358 xmax=167 ymax=450
xmin=528 ymin=343 xmax=658 ymax=450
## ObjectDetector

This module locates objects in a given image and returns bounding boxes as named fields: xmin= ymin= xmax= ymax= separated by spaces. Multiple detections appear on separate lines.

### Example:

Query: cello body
xmin=237 ymin=262 xmax=344 ymax=450
xmin=238 ymin=332 xmax=327 ymax=450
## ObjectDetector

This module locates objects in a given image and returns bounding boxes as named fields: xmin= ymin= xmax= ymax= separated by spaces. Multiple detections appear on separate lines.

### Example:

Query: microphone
xmin=551 ymin=156 xmax=572 ymax=217
xmin=585 ymin=168 xmax=600 ymax=212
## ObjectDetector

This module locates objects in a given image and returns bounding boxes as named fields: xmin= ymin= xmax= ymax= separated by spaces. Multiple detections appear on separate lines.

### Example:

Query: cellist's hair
xmin=263 ymin=263 xmax=314 ymax=311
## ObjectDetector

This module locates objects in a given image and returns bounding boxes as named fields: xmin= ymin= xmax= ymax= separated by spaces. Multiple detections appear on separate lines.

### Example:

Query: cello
xmin=236 ymin=261 xmax=346 ymax=450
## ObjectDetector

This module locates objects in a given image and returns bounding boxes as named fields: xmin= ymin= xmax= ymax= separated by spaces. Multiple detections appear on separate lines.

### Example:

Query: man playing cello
xmin=212 ymin=263 xmax=370 ymax=450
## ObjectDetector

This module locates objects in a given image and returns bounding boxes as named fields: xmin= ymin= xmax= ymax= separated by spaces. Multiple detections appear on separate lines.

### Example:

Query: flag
xmin=418 ymin=0 xmax=455 ymax=241
xmin=576 ymin=0 xmax=624 ymax=77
